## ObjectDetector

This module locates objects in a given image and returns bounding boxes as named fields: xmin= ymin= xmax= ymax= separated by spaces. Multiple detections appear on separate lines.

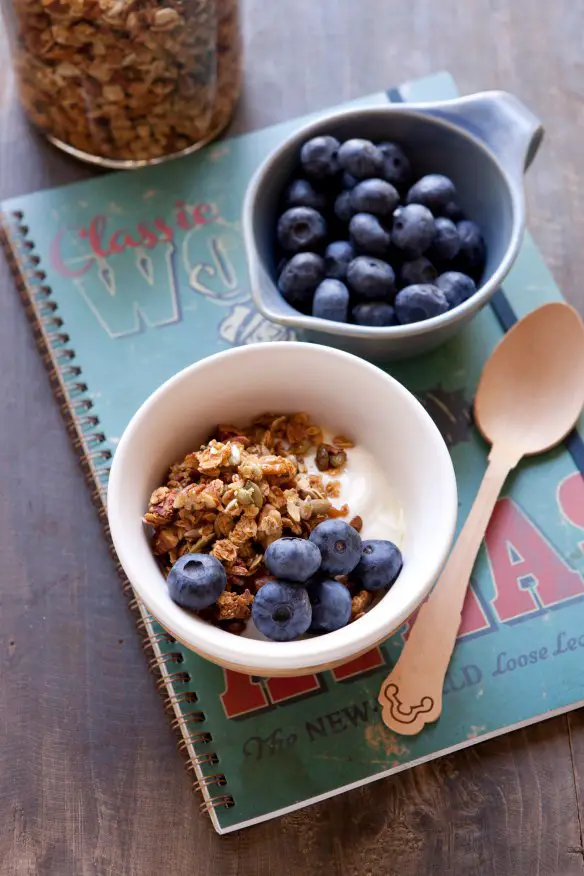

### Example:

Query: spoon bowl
xmin=475 ymin=302 xmax=584 ymax=454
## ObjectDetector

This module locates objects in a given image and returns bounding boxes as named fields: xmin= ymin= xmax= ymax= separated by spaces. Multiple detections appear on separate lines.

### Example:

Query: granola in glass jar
xmin=6 ymin=0 xmax=242 ymax=167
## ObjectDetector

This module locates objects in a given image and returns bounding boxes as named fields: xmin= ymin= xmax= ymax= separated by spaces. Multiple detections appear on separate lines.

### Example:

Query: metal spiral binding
xmin=0 ymin=211 xmax=233 ymax=818
xmin=148 ymin=651 xmax=183 ymax=672
xmin=178 ymin=731 xmax=213 ymax=752
xmin=163 ymin=691 xmax=198 ymax=712
xmin=142 ymin=631 xmax=176 ymax=653
xmin=200 ymin=795 xmax=233 ymax=812
xmin=170 ymin=710 xmax=206 ymax=731
xmin=192 ymin=773 xmax=227 ymax=792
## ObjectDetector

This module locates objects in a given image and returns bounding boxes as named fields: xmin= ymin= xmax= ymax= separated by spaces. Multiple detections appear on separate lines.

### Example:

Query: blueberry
xmin=400 ymin=256 xmax=437 ymax=287
xmin=436 ymin=271 xmax=476 ymax=308
xmin=334 ymin=190 xmax=354 ymax=223
xmin=278 ymin=252 xmax=324 ymax=309
xmin=406 ymin=174 xmax=456 ymax=215
xmin=312 ymin=279 xmax=350 ymax=322
xmin=351 ymin=539 xmax=403 ymax=592
xmin=349 ymin=213 xmax=391 ymax=257
xmin=342 ymin=171 xmax=358 ymax=190
xmin=378 ymin=141 xmax=412 ymax=189
xmin=346 ymin=256 xmax=395 ymax=300
xmin=324 ymin=240 xmax=355 ymax=280
xmin=309 ymin=520 xmax=362 ymax=576
xmin=457 ymin=219 xmax=486 ymax=277
xmin=284 ymin=178 xmax=327 ymax=212
xmin=338 ymin=139 xmax=385 ymax=180
xmin=167 ymin=553 xmax=226 ymax=611
xmin=394 ymin=283 xmax=449 ymax=324
xmin=264 ymin=537 xmax=322 ymax=583
xmin=349 ymin=178 xmax=400 ymax=219
xmin=251 ymin=580 xmax=312 ymax=641
xmin=277 ymin=207 xmax=327 ymax=253
xmin=428 ymin=217 xmax=461 ymax=263
xmin=300 ymin=135 xmax=341 ymax=180
xmin=391 ymin=204 xmax=435 ymax=258
xmin=352 ymin=302 xmax=397 ymax=326
xmin=308 ymin=578 xmax=352 ymax=633
xmin=443 ymin=201 xmax=465 ymax=222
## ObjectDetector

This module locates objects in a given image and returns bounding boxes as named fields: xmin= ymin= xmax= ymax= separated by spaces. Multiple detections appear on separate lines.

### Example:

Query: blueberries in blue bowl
xmin=334 ymin=190 xmax=354 ymax=224
xmin=300 ymin=135 xmax=341 ymax=180
xmin=378 ymin=141 xmax=412 ymax=189
xmin=277 ymin=206 xmax=327 ymax=254
xmin=394 ymin=283 xmax=450 ymax=324
xmin=349 ymin=178 xmax=400 ymax=219
xmin=352 ymin=302 xmax=397 ymax=326
xmin=349 ymin=213 xmax=391 ymax=257
xmin=391 ymin=204 xmax=436 ymax=258
xmin=346 ymin=256 xmax=395 ymax=300
xmin=428 ymin=217 xmax=461 ymax=264
xmin=338 ymin=138 xmax=385 ymax=180
xmin=278 ymin=252 xmax=324 ymax=310
xmin=312 ymin=279 xmax=350 ymax=322
xmin=342 ymin=171 xmax=359 ymax=190
xmin=284 ymin=178 xmax=327 ymax=212
xmin=274 ymin=135 xmax=486 ymax=326
xmin=406 ymin=173 xmax=457 ymax=215
xmin=436 ymin=271 xmax=477 ymax=308
xmin=400 ymin=256 xmax=438 ymax=288
xmin=324 ymin=240 xmax=355 ymax=280
xmin=457 ymin=219 xmax=487 ymax=277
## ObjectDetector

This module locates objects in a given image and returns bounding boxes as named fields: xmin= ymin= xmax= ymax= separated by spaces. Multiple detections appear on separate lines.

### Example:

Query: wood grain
xmin=1 ymin=1 xmax=584 ymax=874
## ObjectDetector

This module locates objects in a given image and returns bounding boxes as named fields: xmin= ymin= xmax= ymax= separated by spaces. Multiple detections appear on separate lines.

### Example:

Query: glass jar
xmin=5 ymin=0 xmax=242 ymax=168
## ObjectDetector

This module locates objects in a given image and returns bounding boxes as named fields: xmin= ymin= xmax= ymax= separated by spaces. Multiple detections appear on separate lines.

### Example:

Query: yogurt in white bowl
xmin=107 ymin=342 xmax=457 ymax=677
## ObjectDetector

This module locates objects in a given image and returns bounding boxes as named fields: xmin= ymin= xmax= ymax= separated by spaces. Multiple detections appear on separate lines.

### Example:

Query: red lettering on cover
xmin=192 ymin=203 xmax=219 ymax=226
xmin=265 ymin=674 xmax=322 ymax=703
xmin=331 ymin=647 xmax=385 ymax=681
xmin=219 ymin=669 xmax=268 ymax=719
xmin=50 ymin=228 xmax=92 ymax=278
xmin=82 ymin=215 xmax=110 ymax=258
xmin=154 ymin=217 xmax=174 ymax=242
xmin=109 ymin=229 xmax=141 ymax=253
xmin=458 ymin=585 xmax=492 ymax=636
xmin=486 ymin=497 xmax=584 ymax=622
xmin=557 ymin=472 xmax=584 ymax=533
xmin=136 ymin=222 xmax=158 ymax=249
xmin=175 ymin=201 xmax=192 ymax=231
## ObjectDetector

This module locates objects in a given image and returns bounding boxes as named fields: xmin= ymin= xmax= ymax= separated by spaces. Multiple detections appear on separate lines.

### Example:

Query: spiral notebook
xmin=3 ymin=71 xmax=584 ymax=834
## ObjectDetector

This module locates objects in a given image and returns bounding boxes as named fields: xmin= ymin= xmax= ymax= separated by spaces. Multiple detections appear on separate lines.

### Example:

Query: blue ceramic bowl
xmin=242 ymin=91 xmax=543 ymax=360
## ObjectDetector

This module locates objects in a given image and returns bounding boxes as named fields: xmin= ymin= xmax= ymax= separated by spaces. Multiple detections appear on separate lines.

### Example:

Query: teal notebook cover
xmin=3 ymin=71 xmax=584 ymax=835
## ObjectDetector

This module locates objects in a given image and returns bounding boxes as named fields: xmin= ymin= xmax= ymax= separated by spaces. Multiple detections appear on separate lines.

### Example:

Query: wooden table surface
xmin=1 ymin=1 xmax=584 ymax=874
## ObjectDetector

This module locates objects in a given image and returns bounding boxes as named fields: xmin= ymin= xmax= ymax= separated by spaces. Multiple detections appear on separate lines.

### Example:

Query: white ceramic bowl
xmin=107 ymin=343 xmax=457 ymax=676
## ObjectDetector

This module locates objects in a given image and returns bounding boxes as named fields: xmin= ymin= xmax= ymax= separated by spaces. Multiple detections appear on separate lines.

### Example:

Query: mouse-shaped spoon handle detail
xmin=378 ymin=443 xmax=521 ymax=735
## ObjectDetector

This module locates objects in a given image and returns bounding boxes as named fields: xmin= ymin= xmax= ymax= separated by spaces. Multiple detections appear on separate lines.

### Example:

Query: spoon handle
xmin=378 ymin=443 xmax=521 ymax=736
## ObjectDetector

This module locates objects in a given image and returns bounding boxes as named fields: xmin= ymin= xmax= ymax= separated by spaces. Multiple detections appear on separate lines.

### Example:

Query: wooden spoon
xmin=378 ymin=302 xmax=584 ymax=736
